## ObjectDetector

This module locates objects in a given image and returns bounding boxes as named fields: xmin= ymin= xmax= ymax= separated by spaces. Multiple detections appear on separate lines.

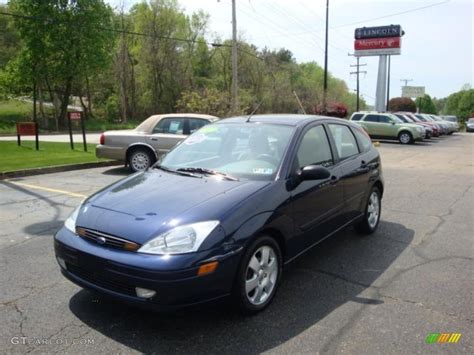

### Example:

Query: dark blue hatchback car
xmin=55 ymin=115 xmax=384 ymax=313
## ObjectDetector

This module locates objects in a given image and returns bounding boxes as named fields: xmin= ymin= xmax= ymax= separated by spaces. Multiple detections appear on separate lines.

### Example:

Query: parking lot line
xmin=5 ymin=180 xmax=87 ymax=199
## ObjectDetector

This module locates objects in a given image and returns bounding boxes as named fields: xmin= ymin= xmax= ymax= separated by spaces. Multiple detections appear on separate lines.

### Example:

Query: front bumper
xmin=54 ymin=228 xmax=242 ymax=309
xmin=96 ymin=145 xmax=126 ymax=161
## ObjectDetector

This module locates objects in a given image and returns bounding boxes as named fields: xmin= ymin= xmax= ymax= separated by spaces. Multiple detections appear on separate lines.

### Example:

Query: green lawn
xmin=0 ymin=100 xmax=33 ymax=134
xmin=0 ymin=141 xmax=107 ymax=172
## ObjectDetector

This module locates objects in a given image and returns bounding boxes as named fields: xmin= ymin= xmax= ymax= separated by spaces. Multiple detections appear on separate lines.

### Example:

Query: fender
xmin=126 ymin=142 xmax=158 ymax=159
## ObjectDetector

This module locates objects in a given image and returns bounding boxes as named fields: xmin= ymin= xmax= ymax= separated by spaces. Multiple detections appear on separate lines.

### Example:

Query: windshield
xmin=159 ymin=123 xmax=295 ymax=181
xmin=391 ymin=115 xmax=403 ymax=123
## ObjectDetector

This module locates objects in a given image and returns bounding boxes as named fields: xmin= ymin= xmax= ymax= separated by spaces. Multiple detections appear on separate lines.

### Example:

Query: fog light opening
xmin=197 ymin=261 xmax=219 ymax=276
xmin=135 ymin=287 xmax=156 ymax=299
xmin=57 ymin=257 xmax=67 ymax=270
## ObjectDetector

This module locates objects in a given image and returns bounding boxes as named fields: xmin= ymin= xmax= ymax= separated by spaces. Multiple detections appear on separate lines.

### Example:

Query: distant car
xmin=415 ymin=114 xmax=448 ymax=135
xmin=350 ymin=112 xmax=424 ymax=144
xmin=96 ymin=114 xmax=219 ymax=171
xmin=393 ymin=113 xmax=432 ymax=139
xmin=404 ymin=113 xmax=440 ymax=137
xmin=466 ymin=118 xmax=474 ymax=132
xmin=430 ymin=115 xmax=458 ymax=134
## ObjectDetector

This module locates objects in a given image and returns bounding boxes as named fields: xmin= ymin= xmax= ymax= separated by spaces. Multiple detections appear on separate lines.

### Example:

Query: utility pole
xmin=322 ymin=0 xmax=329 ymax=113
xmin=400 ymin=78 xmax=413 ymax=86
xmin=231 ymin=0 xmax=238 ymax=113
xmin=386 ymin=55 xmax=391 ymax=111
xmin=349 ymin=55 xmax=367 ymax=112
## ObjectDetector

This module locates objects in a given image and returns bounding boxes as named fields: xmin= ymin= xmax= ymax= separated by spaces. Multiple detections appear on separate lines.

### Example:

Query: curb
xmin=1 ymin=161 xmax=122 ymax=180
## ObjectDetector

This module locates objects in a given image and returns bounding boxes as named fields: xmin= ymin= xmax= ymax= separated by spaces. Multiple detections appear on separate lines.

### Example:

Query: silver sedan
xmin=96 ymin=113 xmax=219 ymax=171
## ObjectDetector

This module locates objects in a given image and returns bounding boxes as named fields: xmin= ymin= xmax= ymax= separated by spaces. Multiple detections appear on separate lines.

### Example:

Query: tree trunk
xmin=59 ymin=77 xmax=73 ymax=129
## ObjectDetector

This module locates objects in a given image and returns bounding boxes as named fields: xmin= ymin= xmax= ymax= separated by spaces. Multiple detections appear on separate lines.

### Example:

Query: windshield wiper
xmin=153 ymin=164 xmax=201 ymax=178
xmin=176 ymin=167 xmax=239 ymax=181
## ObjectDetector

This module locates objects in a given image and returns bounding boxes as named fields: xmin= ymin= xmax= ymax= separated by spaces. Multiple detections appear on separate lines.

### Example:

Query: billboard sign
xmin=354 ymin=25 xmax=403 ymax=57
xmin=355 ymin=25 xmax=403 ymax=39
xmin=402 ymin=86 xmax=426 ymax=98
xmin=354 ymin=37 xmax=401 ymax=56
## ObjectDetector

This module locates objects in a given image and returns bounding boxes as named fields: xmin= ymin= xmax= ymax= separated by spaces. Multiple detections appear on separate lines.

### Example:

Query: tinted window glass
xmin=352 ymin=127 xmax=372 ymax=152
xmin=364 ymin=114 xmax=379 ymax=122
xmin=153 ymin=118 xmax=185 ymax=134
xmin=379 ymin=115 xmax=391 ymax=123
xmin=189 ymin=118 xmax=209 ymax=134
xmin=351 ymin=113 xmax=363 ymax=121
xmin=328 ymin=124 xmax=359 ymax=159
xmin=395 ymin=114 xmax=408 ymax=123
xmin=296 ymin=125 xmax=333 ymax=168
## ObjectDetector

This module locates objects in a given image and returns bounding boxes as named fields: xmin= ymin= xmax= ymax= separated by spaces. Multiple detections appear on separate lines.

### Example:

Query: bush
xmin=311 ymin=102 xmax=348 ymax=118
xmin=388 ymin=97 xmax=416 ymax=112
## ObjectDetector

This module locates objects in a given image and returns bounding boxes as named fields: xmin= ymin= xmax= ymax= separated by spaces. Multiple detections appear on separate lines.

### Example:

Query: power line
xmin=332 ymin=0 xmax=451 ymax=29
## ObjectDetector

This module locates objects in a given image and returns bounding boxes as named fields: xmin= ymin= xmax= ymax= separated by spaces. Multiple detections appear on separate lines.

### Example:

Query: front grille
xmin=76 ymin=227 xmax=141 ymax=251
xmin=66 ymin=262 xmax=136 ymax=296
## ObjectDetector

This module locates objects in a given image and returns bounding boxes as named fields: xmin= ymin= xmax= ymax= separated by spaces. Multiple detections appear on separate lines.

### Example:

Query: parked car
xmin=429 ymin=115 xmax=458 ymax=134
xmin=350 ymin=111 xmax=424 ymax=144
xmin=55 ymin=114 xmax=384 ymax=313
xmin=393 ymin=113 xmax=432 ymax=139
xmin=466 ymin=118 xmax=474 ymax=132
xmin=415 ymin=114 xmax=448 ymax=135
xmin=442 ymin=115 xmax=460 ymax=131
xmin=96 ymin=114 xmax=219 ymax=172
xmin=404 ymin=113 xmax=440 ymax=137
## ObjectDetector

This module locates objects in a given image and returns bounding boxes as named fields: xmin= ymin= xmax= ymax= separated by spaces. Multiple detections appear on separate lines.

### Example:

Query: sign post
xmin=68 ymin=111 xmax=87 ymax=152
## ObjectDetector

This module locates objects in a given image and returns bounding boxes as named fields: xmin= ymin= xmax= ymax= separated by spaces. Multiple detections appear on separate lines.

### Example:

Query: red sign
xmin=16 ymin=122 xmax=37 ymax=136
xmin=69 ymin=112 xmax=82 ymax=121
xmin=354 ymin=37 xmax=401 ymax=51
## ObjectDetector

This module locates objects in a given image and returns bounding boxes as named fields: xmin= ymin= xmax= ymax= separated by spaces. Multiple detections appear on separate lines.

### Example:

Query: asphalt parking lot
xmin=1 ymin=133 xmax=473 ymax=354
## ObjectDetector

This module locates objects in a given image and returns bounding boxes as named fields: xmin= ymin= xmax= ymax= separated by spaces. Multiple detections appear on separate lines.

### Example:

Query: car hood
xmin=76 ymin=170 xmax=270 ymax=244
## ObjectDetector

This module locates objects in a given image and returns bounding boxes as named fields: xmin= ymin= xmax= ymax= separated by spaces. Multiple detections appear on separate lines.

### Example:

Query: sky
xmin=11 ymin=0 xmax=471 ymax=105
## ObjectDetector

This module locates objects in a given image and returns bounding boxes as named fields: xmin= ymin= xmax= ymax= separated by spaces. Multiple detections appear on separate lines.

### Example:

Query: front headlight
xmin=138 ymin=221 xmax=220 ymax=255
xmin=64 ymin=205 xmax=81 ymax=233
xmin=416 ymin=126 xmax=423 ymax=133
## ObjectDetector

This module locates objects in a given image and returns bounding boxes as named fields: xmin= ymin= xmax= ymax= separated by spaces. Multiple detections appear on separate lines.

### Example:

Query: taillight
xmin=99 ymin=133 xmax=105 ymax=145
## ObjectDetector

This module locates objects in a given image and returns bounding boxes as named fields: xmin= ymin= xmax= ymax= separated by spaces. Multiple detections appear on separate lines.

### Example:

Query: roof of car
xmin=218 ymin=114 xmax=348 ymax=127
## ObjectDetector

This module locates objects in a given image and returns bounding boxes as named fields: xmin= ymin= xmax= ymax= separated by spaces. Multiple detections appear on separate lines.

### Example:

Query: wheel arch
xmin=125 ymin=143 xmax=158 ymax=165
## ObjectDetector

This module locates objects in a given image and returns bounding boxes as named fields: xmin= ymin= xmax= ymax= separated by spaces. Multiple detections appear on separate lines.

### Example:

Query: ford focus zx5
xmin=55 ymin=115 xmax=384 ymax=314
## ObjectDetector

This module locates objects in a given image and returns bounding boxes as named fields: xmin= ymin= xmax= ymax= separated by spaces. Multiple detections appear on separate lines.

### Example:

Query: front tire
xmin=355 ymin=187 xmax=381 ymax=235
xmin=128 ymin=148 xmax=154 ymax=172
xmin=233 ymin=236 xmax=282 ymax=314
xmin=398 ymin=131 xmax=413 ymax=144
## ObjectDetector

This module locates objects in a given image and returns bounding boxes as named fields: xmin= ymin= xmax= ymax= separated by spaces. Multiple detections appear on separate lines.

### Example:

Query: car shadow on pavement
xmin=101 ymin=166 xmax=130 ymax=176
xmin=69 ymin=221 xmax=413 ymax=353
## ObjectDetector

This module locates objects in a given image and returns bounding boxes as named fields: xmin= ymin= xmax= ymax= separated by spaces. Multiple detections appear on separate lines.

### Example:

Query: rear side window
xmin=189 ymin=118 xmax=209 ymax=134
xmin=153 ymin=118 xmax=185 ymax=134
xmin=351 ymin=113 xmax=363 ymax=121
xmin=364 ymin=114 xmax=379 ymax=122
xmin=296 ymin=125 xmax=333 ymax=168
xmin=352 ymin=127 xmax=372 ymax=152
xmin=379 ymin=115 xmax=391 ymax=123
xmin=328 ymin=124 xmax=360 ymax=159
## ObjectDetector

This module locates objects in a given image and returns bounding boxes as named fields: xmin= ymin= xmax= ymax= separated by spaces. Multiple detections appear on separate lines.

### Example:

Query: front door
xmin=289 ymin=124 xmax=344 ymax=255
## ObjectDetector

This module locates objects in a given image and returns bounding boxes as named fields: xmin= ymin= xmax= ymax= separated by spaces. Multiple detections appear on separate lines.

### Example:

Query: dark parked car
xmin=55 ymin=115 xmax=384 ymax=313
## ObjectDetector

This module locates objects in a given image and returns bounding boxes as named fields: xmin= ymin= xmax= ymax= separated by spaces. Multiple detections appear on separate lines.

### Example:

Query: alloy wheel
xmin=367 ymin=191 xmax=380 ymax=229
xmin=399 ymin=133 xmax=411 ymax=144
xmin=131 ymin=151 xmax=151 ymax=171
xmin=245 ymin=245 xmax=278 ymax=306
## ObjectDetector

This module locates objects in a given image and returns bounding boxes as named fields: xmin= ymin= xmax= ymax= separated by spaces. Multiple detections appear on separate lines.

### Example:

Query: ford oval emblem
xmin=96 ymin=236 xmax=107 ymax=245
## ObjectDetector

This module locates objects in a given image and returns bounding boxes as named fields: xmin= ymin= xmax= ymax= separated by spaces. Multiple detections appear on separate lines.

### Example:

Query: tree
xmin=416 ymin=94 xmax=437 ymax=114
xmin=7 ymin=0 xmax=115 ymax=127
xmin=388 ymin=97 xmax=417 ymax=112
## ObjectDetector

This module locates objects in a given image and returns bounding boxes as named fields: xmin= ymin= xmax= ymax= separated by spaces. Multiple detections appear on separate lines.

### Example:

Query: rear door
xmin=361 ymin=114 xmax=380 ymax=136
xmin=326 ymin=123 xmax=369 ymax=222
xmin=148 ymin=117 xmax=188 ymax=154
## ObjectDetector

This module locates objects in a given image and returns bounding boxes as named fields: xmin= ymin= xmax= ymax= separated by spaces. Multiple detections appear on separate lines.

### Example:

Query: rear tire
xmin=398 ymin=131 xmax=413 ymax=145
xmin=128 ymin=148 xmax=154 ymax=172
xmin=233 ymin=236 xmax=282 ymax=314
xmin=355 ymin=187 xmax=381 ymax=235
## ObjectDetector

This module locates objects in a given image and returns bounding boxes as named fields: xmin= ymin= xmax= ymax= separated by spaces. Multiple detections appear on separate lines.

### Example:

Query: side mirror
xmin=391 ymin=121 xmax=396 ymax=125
xmin=299 ymin=165 xmax=331 ymax=181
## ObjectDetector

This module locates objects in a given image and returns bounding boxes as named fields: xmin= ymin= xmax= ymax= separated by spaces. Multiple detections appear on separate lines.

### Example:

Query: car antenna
xmin=293 ymin=91 xmax=306 ymax=114
xmin=246 ymin=102 xmax=262 ymax=122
